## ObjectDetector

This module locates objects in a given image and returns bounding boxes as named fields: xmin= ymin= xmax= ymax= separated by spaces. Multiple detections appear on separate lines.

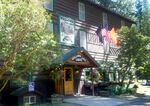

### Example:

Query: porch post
xmin=61 ymin=68 xmax=64 ymax=95
xmin=91 ymin=68 xmax=95 ymax=96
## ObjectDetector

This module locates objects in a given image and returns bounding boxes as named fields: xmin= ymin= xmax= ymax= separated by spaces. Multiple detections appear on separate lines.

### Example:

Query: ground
xmin=35 ymin=102 xmax=84 ymax=106
xmin=118 ymin=95 xmax=150 ymax=106
xmin=115 ymin=81 xmax=150 ymax=106
xmin=1 ymin=81 xmax=149 ymax=106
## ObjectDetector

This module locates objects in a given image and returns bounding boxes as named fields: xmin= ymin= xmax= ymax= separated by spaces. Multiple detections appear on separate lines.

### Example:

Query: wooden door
xmin=64 ymin=67 xmax=74 ymax=95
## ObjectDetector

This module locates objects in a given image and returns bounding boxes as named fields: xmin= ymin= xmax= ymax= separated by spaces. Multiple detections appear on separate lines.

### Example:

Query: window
xmin=78 ymin=2 xmax=85 ymax=21
xmin=44 ymin=0 xmax=53 ymax=11
xmin=102 ymin=12 xmax=108 ymax=27
xmin=47 ymin=21 xmax=53 ymax=33
xmin=24 ymin=96 xmax=36 ymax=105
xmin=109 ymin=73 xmax=114 ymax=82
xmin=65 ymin=69 xmax=72 ymax=81
xmin=79 ymin=30 xmax=87 ymax=49
xmin=121 ymin=20 xmax=125 ymax=26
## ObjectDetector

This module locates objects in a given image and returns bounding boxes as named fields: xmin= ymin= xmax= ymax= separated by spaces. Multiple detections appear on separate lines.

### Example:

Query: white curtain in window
xmin=79 ymin=31 xmax=87 ymax=49
xmin=78 ymin=2 xmax=85 ymax=21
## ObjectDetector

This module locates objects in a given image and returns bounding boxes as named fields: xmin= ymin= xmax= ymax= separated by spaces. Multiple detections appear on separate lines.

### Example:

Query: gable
xmin=52 ymin=47 xmax=99 ymax=68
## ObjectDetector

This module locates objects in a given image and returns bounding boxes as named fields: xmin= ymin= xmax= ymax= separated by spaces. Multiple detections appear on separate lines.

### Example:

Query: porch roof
xmin=52 ymin=47 xmax=99 ymax=68
xmin=10 ymin=85 xmax=42 ymax=96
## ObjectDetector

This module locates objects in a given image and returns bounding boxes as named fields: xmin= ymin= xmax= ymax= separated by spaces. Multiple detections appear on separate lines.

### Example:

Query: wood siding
xmin=52 ymin=0 xmax=134 ymax=61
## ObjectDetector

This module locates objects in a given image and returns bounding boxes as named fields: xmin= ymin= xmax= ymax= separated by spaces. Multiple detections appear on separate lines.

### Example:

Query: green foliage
xmin=21 ymin=103 xmax=30 ymax=106
xmin=95 ymin=0 xmax=136 ymax=19
xmin=49 ymin=70 xmax=61 ymax=82
xmin=135 ymin=0 xmax=150 ymax=81
xmin=0 ymin=0 xmax=61 ymax=91
xmin=96 ymin=0 xmax=113 ymax=7
xmin=117 ymin=25 xmax=148 ymax=86
xmin=85 ymin=69 xmax=102 ymax=82
xmin=112 ymin=85 xmax=136 ymax=95
xmin=141 ymin=8 xmax=150 ymax=36
xmin=112 ymin=0 xmax=136 ymax=19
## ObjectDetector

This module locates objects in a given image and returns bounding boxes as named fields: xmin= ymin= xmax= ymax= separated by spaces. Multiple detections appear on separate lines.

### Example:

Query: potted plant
xmin=49 ymin=70 xmax=64 ymax=104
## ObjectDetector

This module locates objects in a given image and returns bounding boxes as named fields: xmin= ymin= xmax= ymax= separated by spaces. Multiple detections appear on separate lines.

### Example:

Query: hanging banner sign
xmin=59 ymin=16 xmax=75 ymax=45
xmin=72 ymin=55 xmax=87 ymax=62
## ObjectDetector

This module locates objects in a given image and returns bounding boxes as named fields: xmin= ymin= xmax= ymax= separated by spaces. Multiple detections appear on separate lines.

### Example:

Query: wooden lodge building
xmin=1 ymin=0 xmax=135 ymax=105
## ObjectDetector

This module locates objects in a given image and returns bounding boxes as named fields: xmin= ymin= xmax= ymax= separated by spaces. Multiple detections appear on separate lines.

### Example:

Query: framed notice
xmin=59 ymin=16 xmax=75 ymax=45
xmin=28 ymin=82 xmax=35 ymax=92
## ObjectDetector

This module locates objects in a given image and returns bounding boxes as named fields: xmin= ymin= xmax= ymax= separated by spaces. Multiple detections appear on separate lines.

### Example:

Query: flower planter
xmin=51 ymin=94 xmax=63 ymax=104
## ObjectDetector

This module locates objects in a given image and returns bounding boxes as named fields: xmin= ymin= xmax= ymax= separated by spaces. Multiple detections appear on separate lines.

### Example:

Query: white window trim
xmin=121 ymin=20 xmax=125 ymax=26
xmin=24 ymin=95 xmax=36 ymax=105
xmin=78 ymin=2 xmax=85 ymax=21
xmin=109 ymin=73 xmax=114 ymax=82
xmin=47 ymin=21 xmax=53 ymax=33
xmin=79 ymin=30 xmax=87 ymax=50
xmin=44 ymin=0 xmax=53 ymax=11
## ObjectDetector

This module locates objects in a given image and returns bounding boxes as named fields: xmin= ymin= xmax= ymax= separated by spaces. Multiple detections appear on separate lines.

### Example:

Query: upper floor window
xmin=78 ymin=2 xmax=85 ymax=21
xmin=102 ymin=12 xmax=108 ymax=27
xmin=79 ymin=30 xmax=87 ymax=49
xmin=44 ymin=0 xmax=53 ymax=11
xmin=121 ymin=20 xmax=125 ymax=26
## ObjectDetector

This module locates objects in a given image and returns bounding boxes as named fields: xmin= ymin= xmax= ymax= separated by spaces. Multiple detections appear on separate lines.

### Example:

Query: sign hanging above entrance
xmin=72 ymin=55 xmax=87 ymax=62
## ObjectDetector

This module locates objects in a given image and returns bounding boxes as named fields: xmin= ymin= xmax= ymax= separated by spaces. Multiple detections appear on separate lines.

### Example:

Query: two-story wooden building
xmin=43 ymin=0 xmax=135 ymax=95
xmin=2 ymin=0 xmax=135 ymax=105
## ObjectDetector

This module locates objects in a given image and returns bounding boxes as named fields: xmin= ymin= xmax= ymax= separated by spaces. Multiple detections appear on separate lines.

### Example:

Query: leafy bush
xmin=110 ymin=85 xmax=136 ymax=95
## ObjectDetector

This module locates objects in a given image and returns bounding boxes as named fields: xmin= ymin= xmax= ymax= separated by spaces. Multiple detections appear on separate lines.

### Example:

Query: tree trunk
xmin=0 ymin=80 xmax=9 ymax=93
xmin=126 ymin=80 xmax=131 ymax=90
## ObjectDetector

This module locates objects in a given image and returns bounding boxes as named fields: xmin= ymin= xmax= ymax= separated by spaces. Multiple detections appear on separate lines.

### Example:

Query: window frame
xmin=47 ymin=21 xmax=54 ymax=33
xmin=23 ymin=95 xmax=36 ymax=105
xmin=102 ymin=12 xmax=108 ymax=27
xmin=121 ymin=20 xmax=125 ymax=26
xmin=109 ymin=72 xmax=114 ymax=82
xmin=78 ymin=2 xmax=85 ymax=21
xmin=79 ymin=30 xmax=87 ymax=50
xmin=44 ymin=0 xmax=54 ymax=11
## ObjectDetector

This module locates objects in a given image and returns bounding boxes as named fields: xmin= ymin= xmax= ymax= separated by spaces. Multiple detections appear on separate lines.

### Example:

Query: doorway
xmin=64 ymin=67 xmax=74 ymax=95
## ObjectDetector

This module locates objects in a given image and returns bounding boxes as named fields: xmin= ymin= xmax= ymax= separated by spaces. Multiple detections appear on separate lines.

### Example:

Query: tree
xmin=96 ymin=0 xmax=113 ymax=7
xmin=112 ymin=0 xmax=136 ymax=19
xmin=136 ymin=36 xmax=150 ymax=81
xmin=140 ymin=1 xmax=150 ymax=36
xmin=95 ymin=0 xmax=136 ymax=19
xmin=135 ymin=0 xmax=143 ymax=31
xmin=0 ymin=0 xmax=61 ymax=92
xmin=134 ymin=0 xmax=150 ymax=81
xmin=117 ymin=25 xmax=146 ymax=89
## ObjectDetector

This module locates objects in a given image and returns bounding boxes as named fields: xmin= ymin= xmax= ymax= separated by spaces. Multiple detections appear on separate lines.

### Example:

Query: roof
xmin=11 ymin=85 xmax=43 ymax=96
xmin=52 ymin=47 xmax=99 ymax=68
xmin=84 ymin=0 xmax=135 ymax=23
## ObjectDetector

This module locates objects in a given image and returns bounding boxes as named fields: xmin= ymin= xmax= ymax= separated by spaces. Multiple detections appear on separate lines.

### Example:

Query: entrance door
xmin=64 ymin=67 xmax=74 ymax=95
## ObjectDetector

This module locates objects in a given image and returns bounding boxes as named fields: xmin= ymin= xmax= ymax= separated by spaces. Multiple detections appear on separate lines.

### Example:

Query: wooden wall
xmin=54 ymin=0 xmax=133 ymax=30
xmin=52 ymin=0 xmax=134 ymax=61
